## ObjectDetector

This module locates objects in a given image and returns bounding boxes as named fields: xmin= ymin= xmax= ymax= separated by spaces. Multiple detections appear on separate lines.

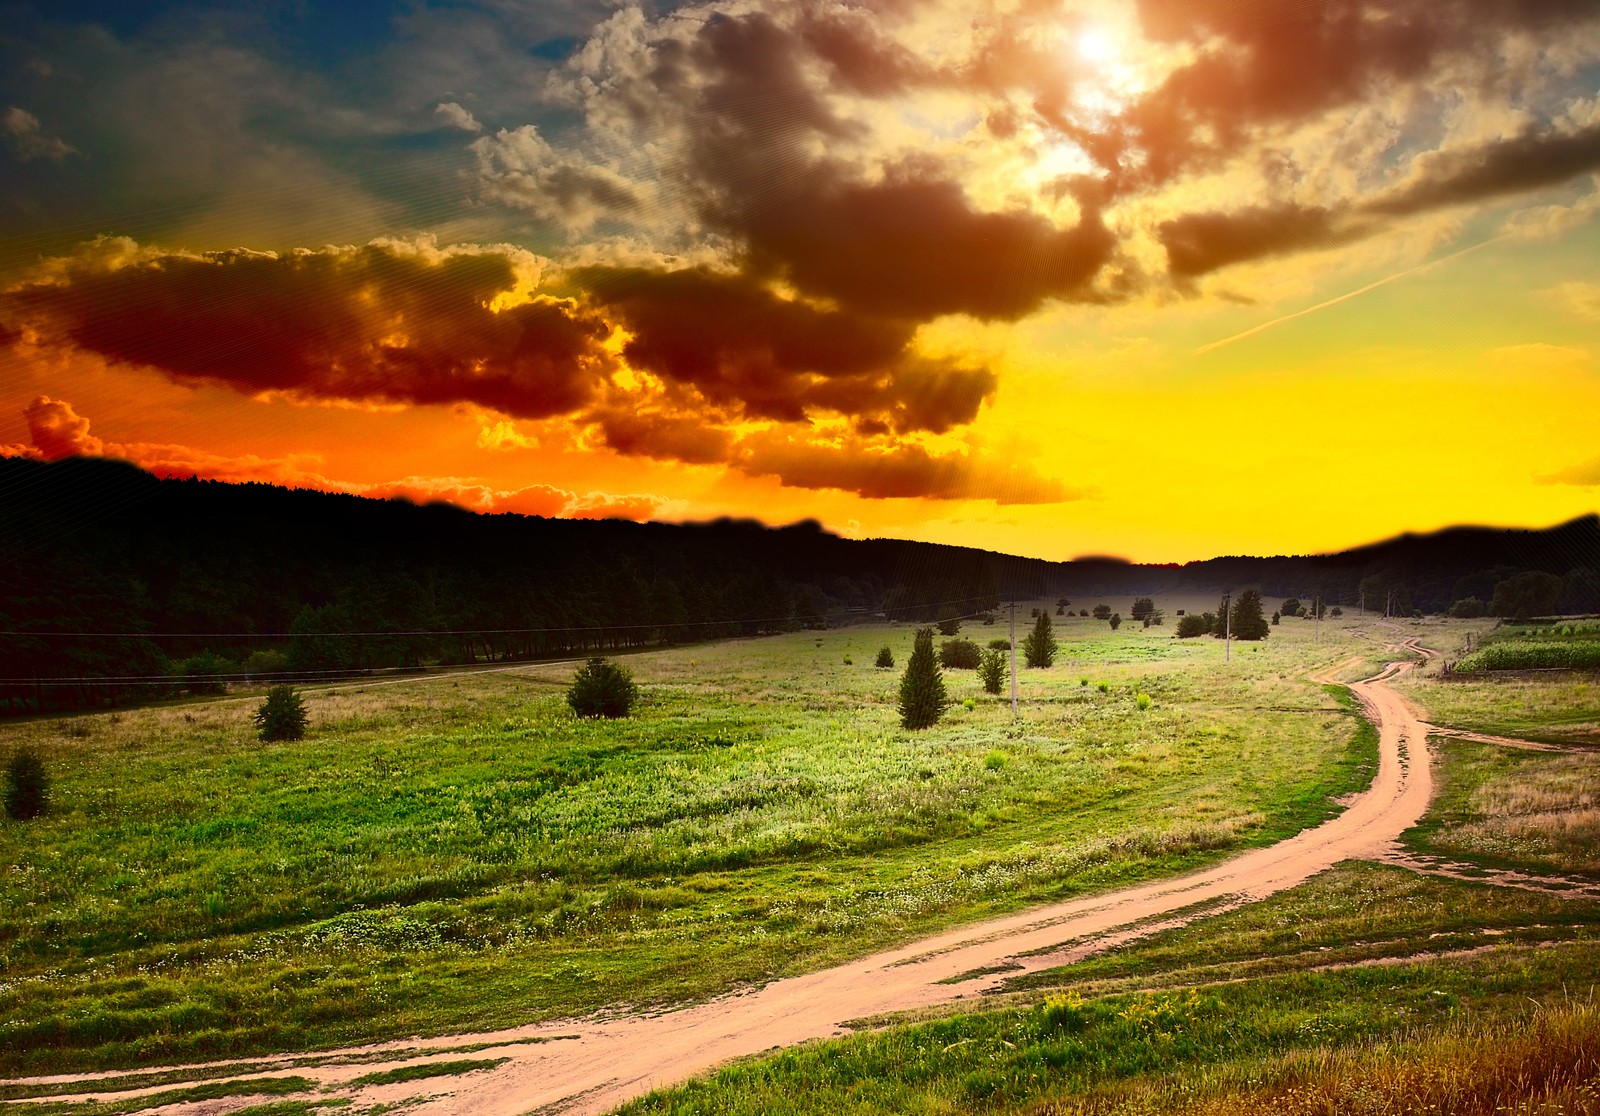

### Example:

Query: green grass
xmin=1453 ymin=639 xmax=1600 ymax=672
xmin=1405 ymin=740 xmax=1600 ymax=877
xmin=0 ymin=1075 xmax=315 ymax=1115
xmin=344 ymin=1057 xmax=507 ymax=1087
xmin=614 ymin=864 xmax=1600 ymax=1116
xmin=0 ymin=619 xmax=1385 ymax=1073
xmin=1396 ymin=669 xmax=1600 ymax=746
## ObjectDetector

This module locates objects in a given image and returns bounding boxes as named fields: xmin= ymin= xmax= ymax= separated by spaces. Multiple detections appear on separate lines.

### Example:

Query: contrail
xmin=1193 ymin=236 xmax=1503 ymax=356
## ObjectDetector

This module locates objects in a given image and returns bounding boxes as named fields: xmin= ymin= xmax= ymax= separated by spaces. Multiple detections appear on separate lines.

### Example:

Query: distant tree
xmin=936 ymin=617 xmax=963 ymax=637
xmin=1272 ymin=612 xmax=1281 ymax=625
xmin=1447 ymin=597 xmax=1486 ymax=619
xmin=1176 ymin=614 xmax=1210 ymax=638
xmin=3 ymin=746 xmax=48 ymax=820
xmin=1079 ymin=609 xmax=1089 ymax=617
xmin=254 ymin=685 xmax=309 ymax=741
xmin=1330 ymin=606 xmax=1343 ymax=617
xmin=179 ymin=650 xmax=231 ymax=696
xmin=1224 ymin=589 xmax=1270 ymax=640
xmin=939 ymin=638 xmax=981 ymax=669
xmin=1030 ymin=608 xmax=1040 ymax=618
xmin=1281 ymin=598 xmax=1302 ymax=618
xmin=1490 ymin=571 xmax=1563 ymax=619
xmin=1024 ymin=611 xmax=1057 ymax=667
xmin=567 ymin=658 xmax=639 ymax=718
xmin=1092 ymin=605 xmax=1112 ymax=620
xmin=978 ymin=647 xmax=1007 ymax=694
xmin=1057 ymin=597 xmax=1071 ymax=608
xmin=1108 ymin=613 xmax=1122 ymax=630
xmin=1130 ymin=597 xmax=1155 ymax=621
xmin=875 ymin=646 xmax=895 ymax=668
xmin=898 ymin=628 xmax=947 ymax=730
xmin=1145 ymin=610 xmax=1164 ymax=627
xmin=1056 ymin=605 xmax=1065 ymax=615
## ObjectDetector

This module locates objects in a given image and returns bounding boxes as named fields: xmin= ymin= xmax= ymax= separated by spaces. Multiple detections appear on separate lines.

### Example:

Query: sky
xmin=1 ymin=0 xmax=1598 ymax=564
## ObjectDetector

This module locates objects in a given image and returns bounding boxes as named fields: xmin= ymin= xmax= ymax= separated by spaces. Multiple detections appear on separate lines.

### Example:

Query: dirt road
xmin=353 ymin=642 xmax=1437 ymax=1114
xmin=13 ymin=644 xmax=1439 ymax=1114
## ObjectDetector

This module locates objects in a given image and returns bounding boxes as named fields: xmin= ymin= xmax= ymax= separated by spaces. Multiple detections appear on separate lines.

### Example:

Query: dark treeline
xmin=0 ymin=458 xmax=998 ymax=713
xmin=2 ymin=456 xmax=1597 ymax=714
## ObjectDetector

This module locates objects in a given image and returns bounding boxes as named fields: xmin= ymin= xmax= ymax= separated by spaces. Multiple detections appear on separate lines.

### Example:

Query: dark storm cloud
xmin=577 ymin=265 xmax=999 ymax=433
xmin=1365 ymin=122 xmax=1600 ymax=217
xmin=5 ymin=240 xmax=613 ymax=418
xmin=1159 ymin=204 xmax=1367 ymax=277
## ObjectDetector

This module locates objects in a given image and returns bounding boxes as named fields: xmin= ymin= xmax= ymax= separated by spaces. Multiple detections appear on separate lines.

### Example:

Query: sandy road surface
xmin=9 ymin=644 xmax=1440 ymax=1115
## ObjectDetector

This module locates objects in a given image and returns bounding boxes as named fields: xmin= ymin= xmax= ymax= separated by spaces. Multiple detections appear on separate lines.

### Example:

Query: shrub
xmin=179 ymin=650 xmax=231 ymax=696
xmin=978 ymin=647 xmax=1007 ymax=694
xmin=1079 ymin=676 xmax=1089 ymax=686
xmin=983 ymin=749 xmax=1007 ymax=770
xmin=936 ymin=617 xmax=962 ymax=637
xmin=1272 ymin=612 xmax=1281 ymax=625
xmin=243 ymin=649 xmax=290 ymax=678
xmin=898 ymin=628 xmax=947 ymax=730
xmin=962 ymin=698 xmax=976 ymax=711
xmin=939 ymin=638 xmax=981 ymax=669
xmin=1079 ymin=609 xmax=1088 ymax=617
xmin=567 ymin=658 xmax=639 ymax=718
xmin=3 ymin=747 xmax=48 ymax=820
xmin=1130 ymin=597 xmax=1155 ymax=621
xmin=1135 ymin=692 xmax=1152 ymax=711
xmin=1024 ymin=611 xmax=1057 ymax=668
xmin=1108 ymin=613 xmax=1122 ymax=630
xmin=842 ymin=656 xmax=853 ymax=665
xmin=1331 ymin=606 xmax=1343 ymax=617
xmin=1448 ymin=596 xmax=1487 ymax=619
xmin=1097 ymin=680 xmax=1110 ymax=693
xmin=1281 ymin=597 xmax=1302 ymax=617
xmin=1092 ymin=605 xmax=1112 ymax=620
xmin=875 ymin=646 xmax=894 ymax=669
xmin=254 ymin=685 xmax=309 ymax=741
xmin=987 ymin=638 xmax=1011 ymax=651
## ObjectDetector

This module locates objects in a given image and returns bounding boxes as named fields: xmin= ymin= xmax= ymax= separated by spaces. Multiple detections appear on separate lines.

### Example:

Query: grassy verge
xmin=0 ymin=619 xmax=1381 ymax=1074
xmin=1397 ymin=667 xmax=1600 ymax=746
xmin=1405 ymin=739 xmax=1600 ymax=877
xmin=616 ymin=866 xmax=1600 ymax=1116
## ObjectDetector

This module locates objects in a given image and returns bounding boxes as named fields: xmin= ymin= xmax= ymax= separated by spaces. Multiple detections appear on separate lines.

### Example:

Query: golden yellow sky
xmin=2 ymin=0 xmax=1598 ymax=562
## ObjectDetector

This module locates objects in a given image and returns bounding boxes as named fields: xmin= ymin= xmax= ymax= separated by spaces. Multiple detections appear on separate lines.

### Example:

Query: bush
xmin=179 ymin=650 xmax=232 ymax=696
xmin=1092 ymin=605 xmax=1112 ymax=620
xmin=1281 ymin=597 xmax=1302 ymax=617
xmin=1331 ymin=606 xmax=1343 ymax=617
xmin=987 ymin=638 xmax=1011 ymax=651
xmin=1108 ymin=613 xmax=1122 ymax=630
xmin=939 ymin=638 xmax=981 ymax=669
xmin=898 ymin=628 xmax=947 ymax=730
xmin=254 ymin=685 xmax=309 ymax=741
xmin=1176 ymin=614 xmax=1210 ymax=638
xmin=1448 ymin=596 xmax=1487 ymax=619
xmin=875 ymin=646 xmax=894 ymax=668
xmin=243 ymin=649 xmax=290 ymax=678
xmin=1130 ymin=597 xmax=1154 ymax=621
xmin=1079 ymin=609 xmax=1088 ymax=617
xmin=567 ymin=658 xmax=639 ymax=718
xmin=936 ymin=617 xmax=962 ymax=637
xmin=3 ymin=747 xmax=48 ymax=820
xmin=978 ymin=647 xmax=1007 ymax=694
xmin=1024 ymin=611 xmax=1057 ymax=668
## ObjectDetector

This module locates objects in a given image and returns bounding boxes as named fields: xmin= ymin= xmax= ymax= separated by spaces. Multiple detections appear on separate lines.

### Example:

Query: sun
xmin=1076 ymin=26 xmax=1117 ymax=65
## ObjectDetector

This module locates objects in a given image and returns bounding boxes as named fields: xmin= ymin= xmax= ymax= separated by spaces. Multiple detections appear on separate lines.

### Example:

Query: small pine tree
xmin=254 ymin=685 xmax=309 ymax=741
xmin=1108 ymin=612 xmax=1122 ymax=630
xmin=3 ymin=747 xmax=48 ymax=820
xmin=875 ymin=646 xmax=894 ymax=668
xmin=898 ymin=628 xmax=947 ymax=730
xmin=978 ymin=647 xmax=1007 ymax=694
xmin=1024 ymin=611 xmax=1057 ymax=667
xmin=567 ymin=657 xmax=639 ymax=718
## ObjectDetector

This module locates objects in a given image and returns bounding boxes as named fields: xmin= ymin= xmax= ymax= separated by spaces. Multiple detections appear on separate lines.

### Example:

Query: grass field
xmin=0 ymin=610 xmax=1385 ymax=1074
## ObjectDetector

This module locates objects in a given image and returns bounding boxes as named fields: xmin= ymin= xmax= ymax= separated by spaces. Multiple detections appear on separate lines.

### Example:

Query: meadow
xmin=0 ymin=603 xmax=1381 ymax=1075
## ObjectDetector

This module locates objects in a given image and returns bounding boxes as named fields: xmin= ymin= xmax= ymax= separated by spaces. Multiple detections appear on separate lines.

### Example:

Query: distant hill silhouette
xmin=1 ymin=456 xmax=1596 ymax=713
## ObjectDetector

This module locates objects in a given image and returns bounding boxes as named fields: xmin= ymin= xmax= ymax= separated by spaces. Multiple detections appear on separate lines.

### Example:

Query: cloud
xmin=434 ymin=101 xmax=483 ymax=133
xmin=1 ymin=106 xmax=75 ymax=162
xmin=1159 ymin=204 xmax=1369 ymax=277
xmin=1538 ymin=456 xmax=1600 ymax=486
xmin=1365 ymin=123 xmax=1600 ymax=217
xmin=732 ymin=430 xmax=1077 ymax=504
xmin=6 ymin=396 xmax=667 ymax=521
xmin=1550 ymin=280 xmax=1600 ymax=321
xmin=576 ymin=265 xmax=998 ymax=432
xmin=5 ymin=237 xmax=614 ymax=421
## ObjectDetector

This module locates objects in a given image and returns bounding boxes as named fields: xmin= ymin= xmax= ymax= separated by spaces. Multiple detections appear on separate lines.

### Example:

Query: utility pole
xmin=1314 ymin=593 xmax=1321 ymax=643
xmin=1009 ymin=601 xmax=1018 ymax=715
xmin=1222 ymin=592 xmax=1232 ymax=662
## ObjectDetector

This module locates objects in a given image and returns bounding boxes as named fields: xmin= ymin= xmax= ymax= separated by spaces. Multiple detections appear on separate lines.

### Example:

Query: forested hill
xmin=1 ymin=455 xmax=1597 ymax=713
